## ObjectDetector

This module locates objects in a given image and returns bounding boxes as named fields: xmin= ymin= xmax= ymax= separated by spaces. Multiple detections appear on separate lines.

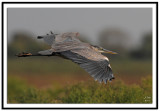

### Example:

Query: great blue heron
xmin=16 ymin=32 xmax=117 ymax=84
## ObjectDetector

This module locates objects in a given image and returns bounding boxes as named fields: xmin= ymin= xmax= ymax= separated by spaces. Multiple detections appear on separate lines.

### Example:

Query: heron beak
xmin=102 ymin=49 xmax=118 ymax=54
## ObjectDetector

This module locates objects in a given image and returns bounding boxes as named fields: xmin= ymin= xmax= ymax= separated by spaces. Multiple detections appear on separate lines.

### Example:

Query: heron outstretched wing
xmin=52 ymin=41 xmax=88 ymax=52
xmin=60 ymin=48 xmax=114 ymax=84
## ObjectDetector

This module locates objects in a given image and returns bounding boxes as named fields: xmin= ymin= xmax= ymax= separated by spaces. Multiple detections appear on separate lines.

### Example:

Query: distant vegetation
xmin=8 ymin=33 xmax=49 ymax=58
xmin=99 ymin=29 xmax=152 ymax=60
xmin=129 ymin=33 xmax=152 ymax=59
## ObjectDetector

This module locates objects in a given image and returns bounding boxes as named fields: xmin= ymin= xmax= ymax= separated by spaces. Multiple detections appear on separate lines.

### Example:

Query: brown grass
xmin=8 ymin=72 xmax=149 ymax=89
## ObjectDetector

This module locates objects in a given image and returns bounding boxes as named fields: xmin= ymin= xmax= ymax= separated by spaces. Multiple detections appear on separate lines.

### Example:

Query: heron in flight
xmin=17 ymin=32 xmax=117 ymax=84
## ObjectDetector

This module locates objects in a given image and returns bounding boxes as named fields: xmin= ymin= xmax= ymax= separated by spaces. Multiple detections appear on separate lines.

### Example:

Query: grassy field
xmin=7 ymin=57 xmax=152 ymax=103
xmin=8 ymin=75 xmax=152 ymax=103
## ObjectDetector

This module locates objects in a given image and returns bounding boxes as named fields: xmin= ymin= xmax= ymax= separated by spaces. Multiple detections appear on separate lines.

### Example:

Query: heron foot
xmin=16 ymin=52 xmax=32 ymax=57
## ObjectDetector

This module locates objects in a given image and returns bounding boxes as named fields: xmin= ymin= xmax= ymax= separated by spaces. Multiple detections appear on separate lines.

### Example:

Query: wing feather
xmin=60 ymin=49 xmax=115 ymax=84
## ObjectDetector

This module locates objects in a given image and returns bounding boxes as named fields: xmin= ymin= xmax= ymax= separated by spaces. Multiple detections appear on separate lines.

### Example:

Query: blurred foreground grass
xmin=8 ymin=75 xmax=152 ymax=103
xmin=7 ymin=57 xmax=152 ymax=103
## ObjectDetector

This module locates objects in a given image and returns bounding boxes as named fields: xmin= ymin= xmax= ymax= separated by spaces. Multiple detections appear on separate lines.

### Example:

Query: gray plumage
xmin=37 ymin=32 xmax=116 ymax=84
xmin=37 ymin=34 xmax=55 ymax=45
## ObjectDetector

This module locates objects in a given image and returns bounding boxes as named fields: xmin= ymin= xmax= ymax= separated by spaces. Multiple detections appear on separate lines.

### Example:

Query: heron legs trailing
xmin=15 ymin=52 xmax=55 ymax=57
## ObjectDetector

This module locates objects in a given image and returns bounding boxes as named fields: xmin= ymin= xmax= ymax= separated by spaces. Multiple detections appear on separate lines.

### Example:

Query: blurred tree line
xmin=98 ymin=28 xmax=152 ymax=60
xmin=8 ymin=31 xmax=152 ymax=60
xmin=129 ymin=33 xmax=152 ymax=59
xmin=8 ymin=33 xmax=49 ymax=58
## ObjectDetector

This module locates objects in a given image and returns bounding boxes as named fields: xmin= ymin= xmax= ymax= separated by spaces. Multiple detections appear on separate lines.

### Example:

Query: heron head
xmin=92 ymin=45 xmax=118 ymax=54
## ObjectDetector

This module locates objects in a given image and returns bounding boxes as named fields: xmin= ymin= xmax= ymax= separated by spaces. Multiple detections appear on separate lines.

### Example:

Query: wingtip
xmin=109 ymin=76 xmax=115 ymax=82
xmin=37 ymin=36 xmax=43 ymax=39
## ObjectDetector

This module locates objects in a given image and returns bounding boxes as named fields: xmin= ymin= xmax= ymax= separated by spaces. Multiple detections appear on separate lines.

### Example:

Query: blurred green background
xmin=8 ymin=30 xmax=152 ymax=103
